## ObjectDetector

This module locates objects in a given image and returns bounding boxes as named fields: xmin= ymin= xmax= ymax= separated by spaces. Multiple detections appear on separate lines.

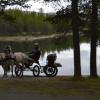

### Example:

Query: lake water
xmin=38 ymin=43 xmax=100 ymax=76
xmin=0 ymin=36 xmax=100 ymax=76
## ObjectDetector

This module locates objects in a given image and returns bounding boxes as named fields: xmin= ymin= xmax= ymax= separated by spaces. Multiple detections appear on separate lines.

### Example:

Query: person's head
xmin=6 ymin=45 xmax=12 ymax=51
xmin=34 ymin=43 xmax=39 ymax=50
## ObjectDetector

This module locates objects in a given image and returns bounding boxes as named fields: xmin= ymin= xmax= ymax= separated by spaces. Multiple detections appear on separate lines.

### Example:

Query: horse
xmin=0 ymin=52 xmax=15 ymax=77
xmin=0 ymin=52 xmax=34 ymax=77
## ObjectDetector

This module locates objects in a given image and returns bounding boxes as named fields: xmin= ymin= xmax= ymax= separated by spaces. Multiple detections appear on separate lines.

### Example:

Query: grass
xmin=0 ymin=76 xmax=100 ymax=99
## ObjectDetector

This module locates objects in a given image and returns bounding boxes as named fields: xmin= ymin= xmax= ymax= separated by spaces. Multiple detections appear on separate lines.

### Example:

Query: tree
xmin=0 ymin=0 xmax=29 ymax=10
xmin=37 ymin=0 xmax=100 ymax=78
xmin=90 ymin=0 xmax=98 ymax=77
xmin=72 ymin=0 xmax=81 ymax=77
xmin=0 ymin=0 xmax=29 ymax=21
xmin=46 ymin=7 xmax=72 ymax=33
xmin=81 ymin=0 xmax=99 ymax=77
xmin=44 ymin=0 xmax=81 ymax=77
xmin=73 ymin=0 xmax=99 ymax=77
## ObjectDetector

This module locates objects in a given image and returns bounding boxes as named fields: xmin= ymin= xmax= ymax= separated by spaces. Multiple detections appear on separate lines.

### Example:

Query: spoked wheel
xmin=44 ymin=66 xmax=58 ymax=77
xmin=15 ymin=65 xmax=23 ymax=77
xmin=32 ymin=65 xmax=40 ymax=77
xmin=51 ymin=67 xmax=58 ymax=77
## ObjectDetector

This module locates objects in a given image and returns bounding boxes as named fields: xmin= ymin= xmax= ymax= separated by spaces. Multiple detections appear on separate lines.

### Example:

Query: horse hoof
xmin=3 ymin=75 xmax=7 ymax=78
xmin=11 ymin=75 xmax=14 ymax=78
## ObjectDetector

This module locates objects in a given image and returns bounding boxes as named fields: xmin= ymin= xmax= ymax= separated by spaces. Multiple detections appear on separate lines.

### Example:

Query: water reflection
xmin=39 ymin=43 xmax=100 ymax=76
xmin=0 ymin=36 xmax=73 ymax=55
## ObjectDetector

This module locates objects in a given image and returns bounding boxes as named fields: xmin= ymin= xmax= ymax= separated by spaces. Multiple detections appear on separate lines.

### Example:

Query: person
xmin=4 ymin=45 xmax=15 ymax=60
xmin=23 ymin=43 xmax=41 ymax=69
xmin=47 ymin=53 xmax=57 ymax=67
xmin=29 ymin=43 xmax=41 ymax=65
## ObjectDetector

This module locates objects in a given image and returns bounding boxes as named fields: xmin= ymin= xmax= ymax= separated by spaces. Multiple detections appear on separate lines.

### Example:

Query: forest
xmin=0 ymin=10 xmax=54 ymax=35
xmin=0 ymin=9 xmax=69 ymax=35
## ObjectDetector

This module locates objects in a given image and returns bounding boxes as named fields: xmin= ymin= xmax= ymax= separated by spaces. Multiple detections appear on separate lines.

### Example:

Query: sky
xmin=6 ymin=0 xmax=70 ymax=13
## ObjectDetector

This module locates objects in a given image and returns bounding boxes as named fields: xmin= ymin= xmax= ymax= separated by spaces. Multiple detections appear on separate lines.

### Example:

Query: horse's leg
xmin=11 ymin=65 xmax=14 ymax=78
xmin=3 ymin=70 xmax=5 ymax=77
xmin=21 ymin=65 xmax=24 ymax=77
xmin=5 ymin=71 xmax=7 ymax=78
xmin=3 ymin=69 xmax=7 ymax=78
xmin=10 ymin=59 xmax=15 ymax=78
xmin=2 ymin=65 xmax=7 ymax=78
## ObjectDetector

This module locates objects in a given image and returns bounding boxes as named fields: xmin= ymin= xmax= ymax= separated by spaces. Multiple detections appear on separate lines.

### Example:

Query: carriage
xmin=15 ymin=53 xmax=62 ymax=77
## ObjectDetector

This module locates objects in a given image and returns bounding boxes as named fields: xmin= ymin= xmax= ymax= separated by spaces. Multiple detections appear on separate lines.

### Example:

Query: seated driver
xmin=29 ymin=43 xmax=41 ymax=65
xmin=24 ymin=43 xmax=41 ymax=69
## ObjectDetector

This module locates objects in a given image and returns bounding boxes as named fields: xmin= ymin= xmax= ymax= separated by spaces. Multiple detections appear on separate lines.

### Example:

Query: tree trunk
xmin=90 ymin=0 xmax=98 ymax=77
xmin=72 ymin=0 xmax=81 ymax=77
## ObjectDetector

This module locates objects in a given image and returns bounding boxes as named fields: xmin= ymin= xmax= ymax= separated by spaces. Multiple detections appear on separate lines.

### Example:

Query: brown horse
xmin=0 ymin=52 xmax=34 ymax=77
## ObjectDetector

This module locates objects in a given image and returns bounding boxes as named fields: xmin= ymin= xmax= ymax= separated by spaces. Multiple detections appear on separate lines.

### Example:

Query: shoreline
xmin=0 ymin=34 xmax=65 ymax=42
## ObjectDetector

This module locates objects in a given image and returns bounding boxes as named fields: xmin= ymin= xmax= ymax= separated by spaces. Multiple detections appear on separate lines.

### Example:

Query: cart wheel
xmin=15 ymin=65 xmax=23 ymax=77
xmin=51 ymin=67 xmax=58 ymax=77
xmin=44 ymin=66 xmax=58 ymax=77
xmin=33 ymin=65 xmax=40 ymax=77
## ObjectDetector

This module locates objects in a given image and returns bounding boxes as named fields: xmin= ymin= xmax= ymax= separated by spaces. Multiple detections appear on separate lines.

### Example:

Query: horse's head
xmin=0 ymin=53 xmax=6 ymax=61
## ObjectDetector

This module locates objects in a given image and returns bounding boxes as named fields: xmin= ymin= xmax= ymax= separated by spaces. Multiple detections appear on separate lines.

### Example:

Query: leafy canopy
xmin=0 ymin=0 xmax=29 ymax=10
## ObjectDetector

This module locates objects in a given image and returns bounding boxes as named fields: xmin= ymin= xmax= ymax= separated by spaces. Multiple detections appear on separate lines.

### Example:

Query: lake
xmin=0 ymin=36 xmax=100 ymax=76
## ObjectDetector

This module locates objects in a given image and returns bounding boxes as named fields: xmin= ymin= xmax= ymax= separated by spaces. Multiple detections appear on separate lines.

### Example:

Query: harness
xmin=4 ymin=52 xmax=15 ymax=61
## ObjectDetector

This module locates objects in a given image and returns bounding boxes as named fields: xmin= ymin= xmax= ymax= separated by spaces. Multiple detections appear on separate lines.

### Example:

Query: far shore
xmin=0 ymin=33 xmax=72 ymax=42
xmin=0 ymin=34 xmax=61 ymax=42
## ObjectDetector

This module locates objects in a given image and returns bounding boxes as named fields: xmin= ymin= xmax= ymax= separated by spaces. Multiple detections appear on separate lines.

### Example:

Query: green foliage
xmin=45 ymin=0 xmax=100 ymax=35
xmin=46 ymin=7 xmax=72 ymax=33
xmin=0 ymin=9 xmax=57 ymax=35
xmin=0 ymin=0 xmax=29 ymax=9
